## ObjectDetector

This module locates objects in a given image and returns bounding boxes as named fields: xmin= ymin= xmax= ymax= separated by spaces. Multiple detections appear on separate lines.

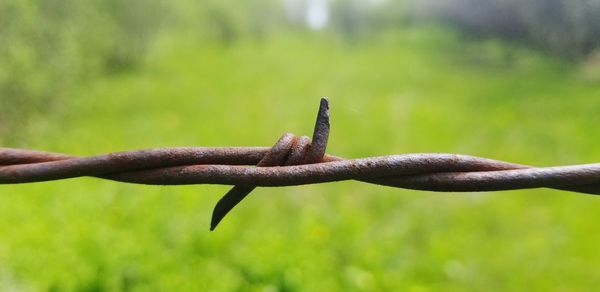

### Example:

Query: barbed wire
xmin=2 ymin=98 xmax=600 ymax=230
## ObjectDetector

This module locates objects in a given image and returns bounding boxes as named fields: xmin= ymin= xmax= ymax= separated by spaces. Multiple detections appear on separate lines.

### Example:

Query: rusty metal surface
xmin=2 ymin=97 xmax=600 ymax=230
xmin=210 ymin=99 xmax=331 ymax=230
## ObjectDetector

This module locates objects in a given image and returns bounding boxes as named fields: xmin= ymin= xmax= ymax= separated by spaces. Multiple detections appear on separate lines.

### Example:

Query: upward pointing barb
xmin=306 ymin=97 xmax=330 ymax=163
xmin=209 ymin=97 xmax=331 ymax=231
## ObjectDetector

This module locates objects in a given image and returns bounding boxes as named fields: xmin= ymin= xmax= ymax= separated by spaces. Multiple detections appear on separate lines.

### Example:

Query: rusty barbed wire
xmin=2 ymin=98 xmax=600 ymax=230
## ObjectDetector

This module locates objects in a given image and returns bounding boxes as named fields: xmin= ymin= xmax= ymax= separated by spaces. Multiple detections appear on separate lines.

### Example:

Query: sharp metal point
xmin=306 ymin=97 xmax=330 ymax=163
xmin=209 ymin=98 xmax=331 ymax=231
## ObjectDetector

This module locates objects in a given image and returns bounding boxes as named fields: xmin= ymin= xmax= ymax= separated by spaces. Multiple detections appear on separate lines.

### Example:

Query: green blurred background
xmin=2 ymin=0 xmax=600 ymax=290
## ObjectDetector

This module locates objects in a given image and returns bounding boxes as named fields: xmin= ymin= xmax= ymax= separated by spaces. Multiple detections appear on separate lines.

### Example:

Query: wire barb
xmin=210 ymin=98 xmax=330 ymax=230
xmin=2 ymin=98 xmax=600 ymax=230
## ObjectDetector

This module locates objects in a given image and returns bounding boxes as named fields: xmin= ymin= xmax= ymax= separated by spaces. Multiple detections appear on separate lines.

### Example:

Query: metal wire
xmin=2 ymin=98 xmax=600 ymax=230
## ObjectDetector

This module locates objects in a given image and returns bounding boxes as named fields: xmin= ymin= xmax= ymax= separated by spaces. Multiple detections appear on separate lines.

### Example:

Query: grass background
xmin=2 ymin=26 xmax=600 ymax=290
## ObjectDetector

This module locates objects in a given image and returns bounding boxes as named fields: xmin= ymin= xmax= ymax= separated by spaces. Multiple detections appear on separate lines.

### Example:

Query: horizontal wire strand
xmin=2 ymin=98 xmax=599 ymax=229
xmin=2 ymin=148 xmax=600 ymax=194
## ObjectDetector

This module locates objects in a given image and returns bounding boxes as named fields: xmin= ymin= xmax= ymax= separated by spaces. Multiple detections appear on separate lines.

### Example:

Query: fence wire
xmin=2 ymin=98 xmax=599 ymax=229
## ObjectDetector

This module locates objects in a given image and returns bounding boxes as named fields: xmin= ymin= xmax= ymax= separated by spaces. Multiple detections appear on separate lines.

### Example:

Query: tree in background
xmin=0 ymin=0 xmax=163 ymax=141
xmin=3 ymin=0 xmax=600 ymax=142
xmin=413 ymin=0 xmax=600 ymax=59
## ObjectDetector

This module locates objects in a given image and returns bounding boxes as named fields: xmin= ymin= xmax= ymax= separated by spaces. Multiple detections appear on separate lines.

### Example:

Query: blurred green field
xmin=2 ymin=26 xmax=600 ymax=291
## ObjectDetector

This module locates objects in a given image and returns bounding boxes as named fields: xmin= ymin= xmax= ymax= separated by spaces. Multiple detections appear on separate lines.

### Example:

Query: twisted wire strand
xmin=3 ymin=147 xmax=600 ymax=190
xmin=2 ymin=98 xmax=600 ymax=230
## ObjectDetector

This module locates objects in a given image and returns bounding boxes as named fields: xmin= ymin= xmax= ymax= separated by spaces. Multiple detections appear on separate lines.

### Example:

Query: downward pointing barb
xmin=209 ymin=133 xmax=296 ymax=231
xmin=209 ymin=98 xmax=331 ymax=231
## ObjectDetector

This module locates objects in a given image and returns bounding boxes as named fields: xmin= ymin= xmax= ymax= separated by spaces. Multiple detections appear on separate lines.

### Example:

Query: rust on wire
xmin=2 ymin=98 xmax=600 ymax=230
xmin=210 ymin=98 xmax=330 ymax=230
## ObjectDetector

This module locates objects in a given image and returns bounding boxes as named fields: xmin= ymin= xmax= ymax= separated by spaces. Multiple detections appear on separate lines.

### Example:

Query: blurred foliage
xmin=0 ymin=0 xmax=293 ymax=142
xmin=2 ymin=26 xmax=600 ymax=290
xmin=9 ymin=0 xmax=600 ymax=141
xmin=328 ymin=0 xmax=407 ymax=42
xmin=201 ymin=0 xmax=285 ymax=44
xmin=414 ymin=0 xmax=600 ymax=59
xmin=0 ymin=0 xmax=164 ymax=141
xmin=2 ymin=1 xmax=600 ymax=289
